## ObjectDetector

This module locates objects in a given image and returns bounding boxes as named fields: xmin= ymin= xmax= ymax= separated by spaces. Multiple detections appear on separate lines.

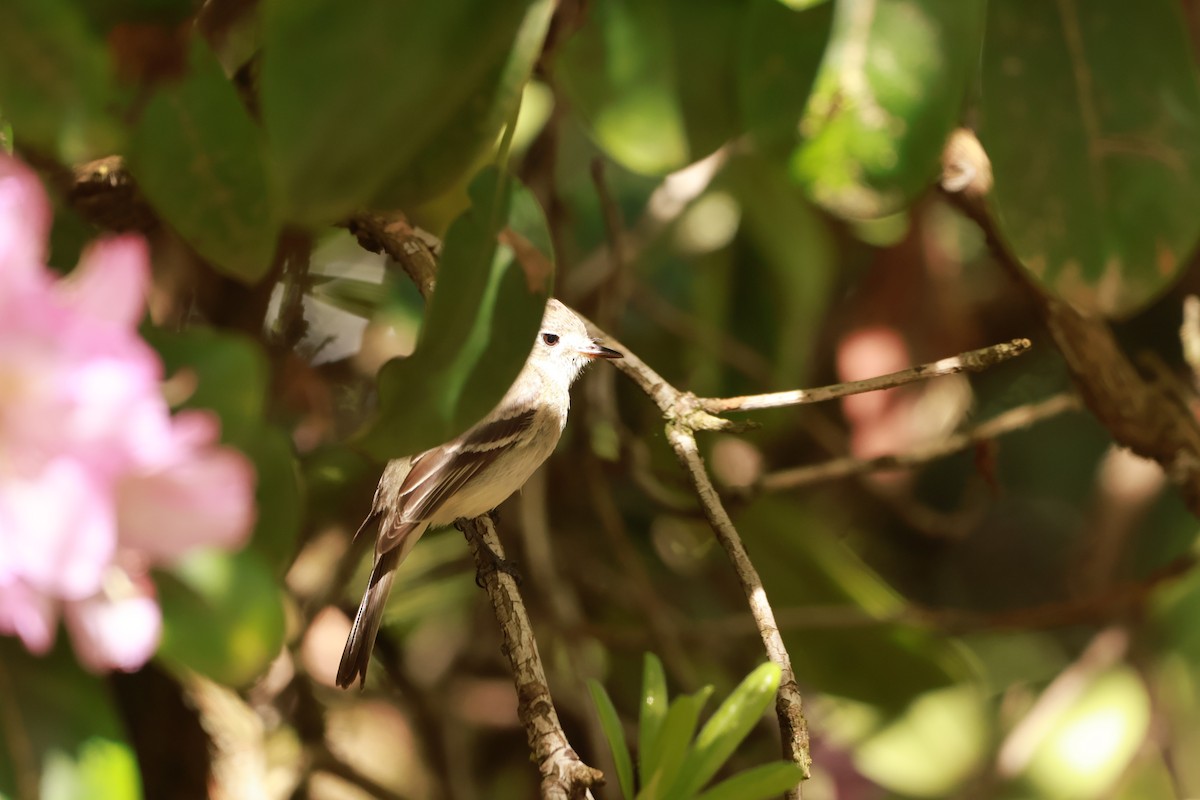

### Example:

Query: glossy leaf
xmin=128 ymin=40 xmax=279 ymax=283
xmin=695 ymin=762 xmax=805 ymax=800
xmin=587 ymin=679 xmax=635 ymax=800
xmin=665 ymin=663 xmax=781 ymax=800
xmin=793 ymin=0 xmax=986 ymax=218
xmin=0 ymin=0 xmax=125 ymax=162
xmin=364 ymin=167 xmax=554 ymax=460
xmin=557 ymin=0 xmax=743 ymax=175
xmin=737 ymin=0 xmax=834 ymax=157
xmin=638 ymin=652 xmax=669 ymax=786
xmin=261 ymin=0 xmax=541 ymax=225
xmin=980 ymin=0 xmax=1200 ymax=316
xmin=638 ymin=687 xmax=713 ymax=800
xmin=371 ymin=0 xmax=554 ymax=208
xmin=156 ymin=549 xmax=286 ymax=686
xmin=0 ymin=639 xmax=141 ymax=800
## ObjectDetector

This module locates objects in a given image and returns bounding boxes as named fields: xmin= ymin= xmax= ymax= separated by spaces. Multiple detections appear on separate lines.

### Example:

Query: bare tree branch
xmin=458 ymin=516 xmax=604 ymax=800
xmin=698 ymin=338 xmax=1032 ymax=414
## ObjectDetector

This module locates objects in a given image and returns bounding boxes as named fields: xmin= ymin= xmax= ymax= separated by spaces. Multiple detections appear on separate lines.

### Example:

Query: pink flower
xmin=0 ymin=154 xmax=256 ymax=672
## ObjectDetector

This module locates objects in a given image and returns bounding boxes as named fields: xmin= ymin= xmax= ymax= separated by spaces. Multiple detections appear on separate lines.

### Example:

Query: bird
xmin=337 ymin=299 xmax=621 ymax=688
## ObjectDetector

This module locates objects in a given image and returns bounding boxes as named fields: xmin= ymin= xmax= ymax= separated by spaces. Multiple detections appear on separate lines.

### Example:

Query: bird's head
xmin=533 ymin=299 xmax=622 ymax=384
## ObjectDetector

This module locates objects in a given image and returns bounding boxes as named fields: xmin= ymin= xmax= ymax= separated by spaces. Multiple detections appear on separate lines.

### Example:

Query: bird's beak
xmin=580 ymin=339 xmax=623 ymax=359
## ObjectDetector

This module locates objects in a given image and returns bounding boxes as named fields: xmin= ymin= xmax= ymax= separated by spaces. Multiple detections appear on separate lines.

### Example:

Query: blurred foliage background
xmin=6 ymin=0 xmax=1200 ymax=798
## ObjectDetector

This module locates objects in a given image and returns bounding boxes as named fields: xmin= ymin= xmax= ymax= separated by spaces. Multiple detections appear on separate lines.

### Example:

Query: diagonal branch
xmin=459 ymin=516 xmax=604 ymax=800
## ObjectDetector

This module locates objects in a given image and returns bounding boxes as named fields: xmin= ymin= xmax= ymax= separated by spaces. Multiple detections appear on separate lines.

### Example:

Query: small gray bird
xmin=337 ymin=299 xmax=621 ymax=688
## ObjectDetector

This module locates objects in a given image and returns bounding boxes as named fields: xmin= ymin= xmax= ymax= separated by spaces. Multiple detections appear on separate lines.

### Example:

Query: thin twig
xmin=458 ymin=516 xmax=604 ymax=800
xmin=759 ymin=392 xmax=1081 ymax=492
xmin=666 ymin=424 xmax=811 ymax=787
xmin=699 ymin=338 xmax=1033 ymax=414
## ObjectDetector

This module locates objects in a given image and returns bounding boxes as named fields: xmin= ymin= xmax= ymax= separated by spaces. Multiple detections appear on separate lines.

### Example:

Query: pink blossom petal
xmin=64 ymin=575 xmax=161 ymax=673
xmin=0 ymin=579 xmax=58 ymax=654
xmin=0 ymin=154 xmax=50 ymax=280
xmin=117 ymin=445 xmax=256 ymax=563
xmin=64 ymin=236 xmax=150 ymax=328
xmin=0 ymin=459 xmax=116 ymax=599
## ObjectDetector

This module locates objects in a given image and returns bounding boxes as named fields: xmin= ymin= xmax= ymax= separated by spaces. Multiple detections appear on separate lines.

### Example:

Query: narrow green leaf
xmin=587 ymin=680 xmax=636 ymax=800
xmin=157 ymin=549 xmax=286 ymax=687
xmin=639 ymin=687 xmax=713 ymax=800
xmin=261 ymin=0 xmax=541 ymax=225
xmin=0 ymin=639 xmax=142 ymax=800
xmin=363 ymin=167 xmax=554 ymax=460
xmin=128 ymin=39 xmax=279 ymax=283
xmin=638 ymin=653 xmax=669 ymax=787
xmin=665 ymin=663 xmax=781 ymax=799
xmin=793 ymin=0 xmax=986 ymax=218
xmin=980 ymin=0 xmax=1200 ymax=317
xmin=0 ymin=0 xmax=125 ymax=162
xmin=694 ymin=762 xmax=805 ymax=800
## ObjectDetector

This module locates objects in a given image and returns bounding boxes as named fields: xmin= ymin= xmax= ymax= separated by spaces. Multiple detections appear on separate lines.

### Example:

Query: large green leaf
xmin=737 ymin=0 xmax=835 ymax=158
xmin=0 ymin=0 xmax=125 ymax=162
xmin=363 ymin=167 xmax=554 ymax=460
xmin=260 ymin=0 xmax=541 ymax=225
xmin=979 ymin=0 xmax=1200 ymax=317
xmin=156 ymin=549 xmax=286 ymax=687
xmin=371 ymin=0 xmax=554 ymax=209
xmin=638 ymin=687 xmax=713 ymax=800
xmin=128 ymin=39 xmax=279 ymax=283
xmin=556 ymin=0 xmax=743 ymax=176
xmin=0 ymin=639 xmax=142 ymax=800
xmin=792 ymin=0 xmax=986 ymax=218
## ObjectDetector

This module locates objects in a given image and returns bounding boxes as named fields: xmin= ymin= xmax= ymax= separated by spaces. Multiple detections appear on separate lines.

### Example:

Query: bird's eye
xmin=542 ymin=333 xmax=560 ymax=346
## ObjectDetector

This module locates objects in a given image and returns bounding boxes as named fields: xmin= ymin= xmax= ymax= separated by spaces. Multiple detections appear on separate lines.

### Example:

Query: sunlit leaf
xmin=638 ymin=687 xmax=712 ymax=800
xmin=979 ymin=0 xmax=1200 ymax=316
xmin=128 ymin=39 xmax=279 ymax=283
xmin=639 ymin=653 xmax=669 ymax=787
xmin=793 ymin=0 xmax=986 ymax=218
xmin=665 ymin=662 xmax=781 ymax=799
xmin=0 ymin=639 xmax=142 ymax=800
xmin=363 ymin=167 xmax=554 ymax=460
xmin=587 ymin=679 xmax=635 ymax=800
xmin=694 ymin=762 xmax=805 ymax=800
xmin=157 ymin=549 xmax=286 ymax=687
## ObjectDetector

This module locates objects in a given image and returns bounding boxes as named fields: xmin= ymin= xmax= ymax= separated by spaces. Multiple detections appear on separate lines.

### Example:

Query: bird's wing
xmin=375 ymin=407 xmax=538 ymax=555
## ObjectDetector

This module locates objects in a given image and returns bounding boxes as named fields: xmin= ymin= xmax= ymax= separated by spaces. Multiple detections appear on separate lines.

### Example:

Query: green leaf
xmin=371 ymin=0 xmax=555 ymax=208
xmin=638 ymin=653 xmax=669 ymax=787
xmin=665 ymin=663 xmax=781 ymax=800
xmin=261 ymin=0 xmax=543 ymax=225
xmin=128 ymin=39 xmax=279 ymax=283
xmin=638 ymin=687 xmax=713 ymax=800
xmin=0 ymin=639 xmax=142 ymax=800
xmin=587 ymin=680 xmax=635 ymax=800
xmin=979 ymin=0 xmax=1200 ymax=317
xmin=557 ymin=0 xmax=743 ymax=175
xmin=145 ymin=327 xmax=267 ymax=445
xmin=241 ymin=427 xmax=303 ymax=573
xmin=0 ymin=0 xmax=125 ymax=162
xmin=363 ymin=167 xmax=554 ymax=460
xmin=737 ymin=0 xmax=835 ymax=158
xmin=694 ymin=762 xmax=805 ymax=800
xmin=156 ymin=549 xmax=286 ymax=687
xmin=793 ymin=0 xmax=986 ymax=218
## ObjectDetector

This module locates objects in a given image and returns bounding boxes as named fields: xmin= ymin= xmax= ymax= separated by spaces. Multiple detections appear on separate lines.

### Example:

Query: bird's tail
xmin=336 ymin=547 xmax=399 ymax=689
